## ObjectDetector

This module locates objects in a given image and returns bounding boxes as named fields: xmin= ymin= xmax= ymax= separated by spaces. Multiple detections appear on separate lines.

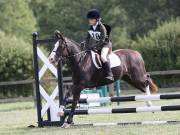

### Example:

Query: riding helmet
xmin=86 ymin=9 xmax=100 ymax=19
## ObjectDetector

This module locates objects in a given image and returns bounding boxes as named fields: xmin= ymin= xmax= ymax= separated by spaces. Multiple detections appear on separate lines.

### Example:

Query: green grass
xmin=1 ymin=94 xmax=180 ymax=135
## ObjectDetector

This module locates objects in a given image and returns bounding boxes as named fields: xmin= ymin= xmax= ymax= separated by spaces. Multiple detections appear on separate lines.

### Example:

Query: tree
xmin=0 ymin=31 xmax=33 ymax=81
xmin=30 ymin=0 xmax=180 ymax=48
xmin=134 ymin=19 xmax=180 ymax=71
xmin=0 ymin=0 xmax=37 ymax=41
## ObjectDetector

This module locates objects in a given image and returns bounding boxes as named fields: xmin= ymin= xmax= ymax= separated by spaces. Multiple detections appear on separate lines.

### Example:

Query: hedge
xmin=134 ymin=18 xmax=180 ymax=71
xmin=0 ymin=31 xmax=33 ymax=81
xmin=0 ymin=31 xmax=33 ymax=98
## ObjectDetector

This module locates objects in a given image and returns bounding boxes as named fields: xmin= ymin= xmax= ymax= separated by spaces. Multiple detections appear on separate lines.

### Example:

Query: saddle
xmin=91 ymin=50 xmax=121 ymax=69
xmin=90 ymin=24 xmax=121 ymax=69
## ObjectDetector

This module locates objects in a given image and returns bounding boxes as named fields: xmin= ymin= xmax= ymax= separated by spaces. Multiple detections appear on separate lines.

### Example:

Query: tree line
xmin=0 ymin=0 xmax=179 ymax=97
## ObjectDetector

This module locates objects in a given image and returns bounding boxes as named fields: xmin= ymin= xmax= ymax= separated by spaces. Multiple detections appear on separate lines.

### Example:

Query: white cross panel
xmin=37 ymin=47 xmax=59 ymax=121
xmin=37 ymin=47 xmax=57 ymax=79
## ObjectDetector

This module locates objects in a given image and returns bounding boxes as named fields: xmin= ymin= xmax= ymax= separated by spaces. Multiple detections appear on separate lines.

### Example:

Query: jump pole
xmin=66 ymin=93 xmax=180 ymax=104
xmin=72 ymin=120 xmax=180 ymax=127
xmin=62 ymin=105 xmax=180 ymax=115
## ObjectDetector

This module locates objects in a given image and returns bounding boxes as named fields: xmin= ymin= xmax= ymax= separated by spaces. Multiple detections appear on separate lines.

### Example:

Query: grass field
xmin=1 ymin=93 xmax=180 ymax=135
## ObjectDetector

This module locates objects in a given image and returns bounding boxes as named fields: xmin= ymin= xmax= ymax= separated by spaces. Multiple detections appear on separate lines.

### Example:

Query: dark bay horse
xmin=49 ymin=32 xmax=158 ymax=128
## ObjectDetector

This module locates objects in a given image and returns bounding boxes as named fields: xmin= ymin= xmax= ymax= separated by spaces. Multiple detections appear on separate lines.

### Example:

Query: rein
xmin=57 ymin=38 xmax=90 ymax=61
xmin=59 ymin=50 xmax=90 ymax=60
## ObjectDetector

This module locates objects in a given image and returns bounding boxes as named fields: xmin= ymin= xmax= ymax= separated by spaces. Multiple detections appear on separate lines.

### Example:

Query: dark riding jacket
xmin=85 ymin=21 xmax=112 ymax=50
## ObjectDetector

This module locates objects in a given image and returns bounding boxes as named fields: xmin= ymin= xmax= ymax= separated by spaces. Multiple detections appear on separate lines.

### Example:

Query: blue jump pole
xmin=115 ymin=80 xmax=121 ymax=105
xmin=101 ymin=86 xmax=108 ymax=97
xmin=99 ymin=85 xmax=108 ymax=106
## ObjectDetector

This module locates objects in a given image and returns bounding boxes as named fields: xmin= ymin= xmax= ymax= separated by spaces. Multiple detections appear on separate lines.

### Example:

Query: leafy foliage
xmin=0 ymin=0 xmax=37 ymax=42
xmin=0 ymin=31 xmax=33 ymax=81
xmin=0 ymin=0 xmax=180 ymax=98
xmin=134 ymin=19 xmax=180 ymax=71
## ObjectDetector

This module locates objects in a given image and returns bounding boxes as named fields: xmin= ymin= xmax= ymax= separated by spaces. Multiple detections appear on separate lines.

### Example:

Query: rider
xmin=83 ymin=9 xmax=114 ymax=81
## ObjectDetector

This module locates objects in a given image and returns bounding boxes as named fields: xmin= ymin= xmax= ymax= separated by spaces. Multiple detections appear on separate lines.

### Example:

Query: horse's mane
xmin=67 ymin=38 xmax=80 ymax=46
xmin=58 ymin=32 xmax=81 ymax=50
xmin=65 ymin=37 xmax=81 ymax=49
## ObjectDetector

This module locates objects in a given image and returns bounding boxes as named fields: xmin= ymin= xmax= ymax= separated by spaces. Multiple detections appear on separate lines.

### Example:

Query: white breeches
xmin=101 ymin=47 xmax=110 ymax=62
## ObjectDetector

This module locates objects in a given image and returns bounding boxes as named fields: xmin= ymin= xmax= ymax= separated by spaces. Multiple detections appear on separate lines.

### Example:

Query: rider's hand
xmin=80 ymin=41 xmax=86 ymax=49
xmin=80 ymin=41 xmax=85 ymax=46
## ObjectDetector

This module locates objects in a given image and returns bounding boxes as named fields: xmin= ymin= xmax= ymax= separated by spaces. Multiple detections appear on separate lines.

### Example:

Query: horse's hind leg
xmin=144 ymin=82 xmax=153 ymax=106
xmin=133 ymin=76 xmax=153 ymax=107
xmin=133 ymin=79 xmax=153 ymax=107
xmin=137 ymin=76 xmax=154 ymax=107
xmin=122 ymin=75 xmax=153 ymax=106
xmin=144 ymin=74 xmax=158 ymax=106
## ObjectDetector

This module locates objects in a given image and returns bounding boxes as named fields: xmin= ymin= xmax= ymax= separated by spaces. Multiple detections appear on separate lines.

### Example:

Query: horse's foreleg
xmin=61 ymin=91 xmax=80 ymax=128
xmin=59 ymin=93 xmax=71 ymax=124
xmin=67 ymin=93 xmax=80 ymax=124
xmin=59 ymin=93 xmax=69 ymax=115
xmin=145 ymin=85 xmax=153 ymax=107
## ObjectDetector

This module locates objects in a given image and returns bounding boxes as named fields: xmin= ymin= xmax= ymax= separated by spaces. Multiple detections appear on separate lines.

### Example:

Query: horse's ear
xmin=61 ymin=32 xmax=64 ymax=39
xmin=61 ymin=32 xmax=64 ymax=36
xmin=54 ymin=30 xmax=61 ymax=39
xmin=60 ymin=32 xmax=66 ymax=41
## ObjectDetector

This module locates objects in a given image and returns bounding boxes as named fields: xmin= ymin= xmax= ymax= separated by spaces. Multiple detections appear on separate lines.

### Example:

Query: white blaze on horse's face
xmin=49 ymin=41 xmax=59 ymax=64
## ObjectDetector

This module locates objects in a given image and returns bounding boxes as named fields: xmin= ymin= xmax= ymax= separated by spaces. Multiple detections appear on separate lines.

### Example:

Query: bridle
xmin=55 ymin=37 xmax=90 ymax=62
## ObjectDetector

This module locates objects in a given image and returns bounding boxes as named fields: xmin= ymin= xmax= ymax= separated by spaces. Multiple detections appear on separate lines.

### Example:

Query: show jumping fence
xmin=32 ymin=32 xmax=180 ymax=127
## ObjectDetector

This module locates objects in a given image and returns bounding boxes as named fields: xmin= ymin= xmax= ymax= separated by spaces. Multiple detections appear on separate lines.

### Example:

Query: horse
xmin=49 ymin=31 xmax=158 ymax=128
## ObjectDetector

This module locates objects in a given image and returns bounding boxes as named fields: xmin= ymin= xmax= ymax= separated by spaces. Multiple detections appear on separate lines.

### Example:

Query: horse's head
xmin=49 ymin=31 xmax=70 ymax=64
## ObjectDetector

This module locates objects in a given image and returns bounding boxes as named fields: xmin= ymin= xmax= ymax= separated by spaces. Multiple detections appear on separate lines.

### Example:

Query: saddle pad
xmin=91 ymin=50 xmax=121 ymax=69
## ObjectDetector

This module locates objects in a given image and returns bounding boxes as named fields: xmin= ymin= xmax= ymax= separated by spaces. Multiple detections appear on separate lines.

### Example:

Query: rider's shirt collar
xmin=92 ymin=22 xmax=99 ymax=31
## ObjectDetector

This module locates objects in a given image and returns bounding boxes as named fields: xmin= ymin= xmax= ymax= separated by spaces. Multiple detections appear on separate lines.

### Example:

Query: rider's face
xmin=88 ymin=19 xmax=97 ymax=26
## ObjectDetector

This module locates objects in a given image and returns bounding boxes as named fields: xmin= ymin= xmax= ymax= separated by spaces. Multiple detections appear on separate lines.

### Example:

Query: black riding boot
xmin=103 ymin=61 xmax=114 ymax=81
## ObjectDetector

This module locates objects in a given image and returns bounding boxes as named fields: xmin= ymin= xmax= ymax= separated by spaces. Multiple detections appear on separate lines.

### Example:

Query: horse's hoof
xmin=146 ymin=101 xmax=153 ymax=107
xmin=57 ymin=111 xmax=64 ymax=116
xmin=61 ymin=122 xmax=70 ymax=128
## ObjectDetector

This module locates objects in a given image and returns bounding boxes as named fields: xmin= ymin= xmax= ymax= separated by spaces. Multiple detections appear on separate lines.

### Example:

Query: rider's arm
xmin=99 ymin=22 xmax=107 ymax=42
xmin=95 ymin=22 xmax=108 ymax=47
xmin=84 ymin=32 xmax=90 ymax=48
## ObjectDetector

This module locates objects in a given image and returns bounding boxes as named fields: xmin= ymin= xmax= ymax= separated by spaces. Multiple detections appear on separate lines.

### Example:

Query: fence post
xmin=32 ymin=80 xmax=37 ymax=108
xmin=32 ymin=32 xmax=43 ymax=127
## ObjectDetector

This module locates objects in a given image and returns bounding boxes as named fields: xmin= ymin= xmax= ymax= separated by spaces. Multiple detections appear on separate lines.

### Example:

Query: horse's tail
xmin=148 ymin=77 xmax=158 ymax=93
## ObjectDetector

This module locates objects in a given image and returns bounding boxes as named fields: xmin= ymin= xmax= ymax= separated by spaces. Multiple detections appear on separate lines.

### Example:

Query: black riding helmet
xmin=86 ymin=9 xmax=100 ymax=19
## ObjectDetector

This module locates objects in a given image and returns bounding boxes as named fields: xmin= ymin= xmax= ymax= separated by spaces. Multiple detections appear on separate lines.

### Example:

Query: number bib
xmin=88 ymin=30 xmax=101 ymax=41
